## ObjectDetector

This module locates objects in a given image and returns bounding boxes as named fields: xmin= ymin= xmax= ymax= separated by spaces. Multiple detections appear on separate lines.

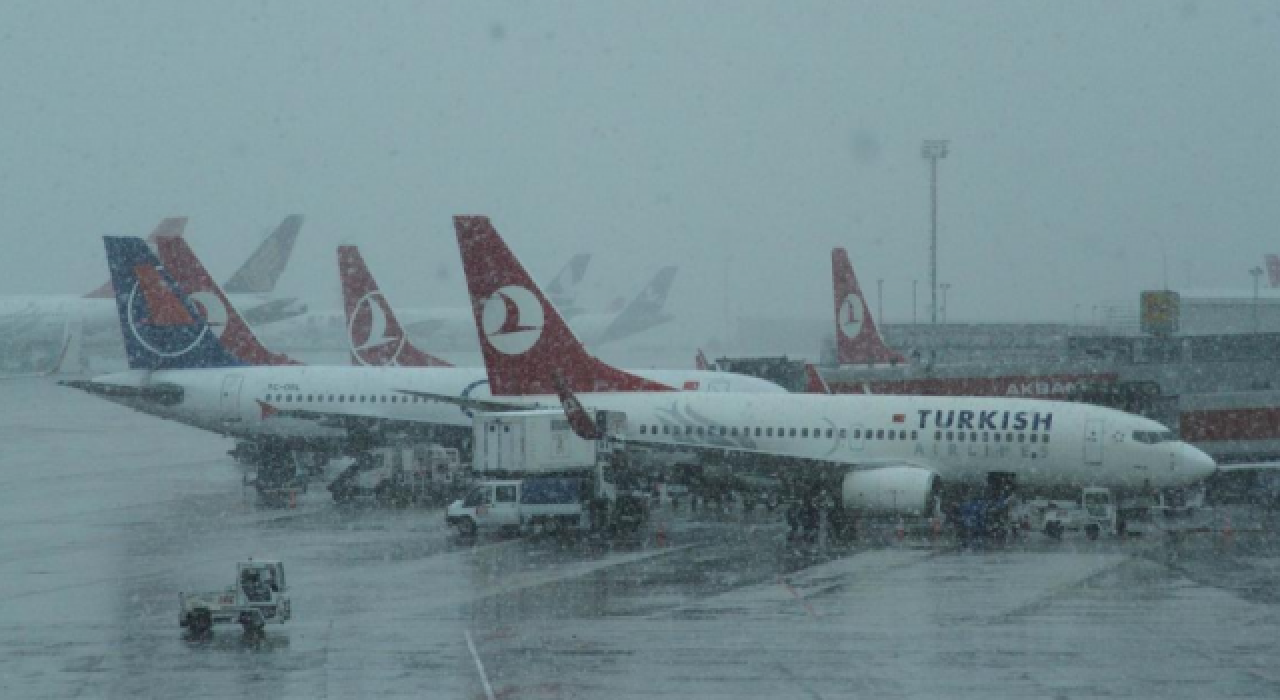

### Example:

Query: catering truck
xmin=446 ymin=409 xmax=648 ymax=536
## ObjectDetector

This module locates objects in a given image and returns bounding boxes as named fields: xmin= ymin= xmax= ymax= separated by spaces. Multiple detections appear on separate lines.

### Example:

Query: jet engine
xmin=842 ymin=467 xmax=940 ymax=517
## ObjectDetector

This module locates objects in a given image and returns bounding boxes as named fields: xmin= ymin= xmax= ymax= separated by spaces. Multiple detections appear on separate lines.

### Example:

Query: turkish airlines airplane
xmin=0 ymin=216 xmax=306 ymax=346
xmin=445 ymin=216 xmax=1216 ymax=515
xmin=823 ymin=247 xmax=1117 ymax=397
xmin=61 ymin=236 xmax=783 ymax=459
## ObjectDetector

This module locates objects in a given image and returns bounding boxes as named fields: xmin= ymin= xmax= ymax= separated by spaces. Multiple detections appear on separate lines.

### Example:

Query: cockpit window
xmin=1132 ymin=431 xmax=1175 ymax=444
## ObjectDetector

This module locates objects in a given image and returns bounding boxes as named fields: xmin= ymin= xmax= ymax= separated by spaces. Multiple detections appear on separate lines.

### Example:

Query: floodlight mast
xmin=922 ymin=139 xmax=949 ymax=326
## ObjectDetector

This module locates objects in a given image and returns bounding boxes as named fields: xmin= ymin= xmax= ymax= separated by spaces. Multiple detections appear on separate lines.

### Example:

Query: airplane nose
xmin=1181 ymin=443 xmax=1217 ymax=481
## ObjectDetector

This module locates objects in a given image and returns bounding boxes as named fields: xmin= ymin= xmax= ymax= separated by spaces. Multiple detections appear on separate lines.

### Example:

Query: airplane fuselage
xmin=79 ymin=366 xmax=1215 ymax=495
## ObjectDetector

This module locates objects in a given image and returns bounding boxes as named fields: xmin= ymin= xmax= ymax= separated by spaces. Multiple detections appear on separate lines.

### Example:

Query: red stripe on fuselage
xmin=827 ymin=374 xmax=1117 ymax=397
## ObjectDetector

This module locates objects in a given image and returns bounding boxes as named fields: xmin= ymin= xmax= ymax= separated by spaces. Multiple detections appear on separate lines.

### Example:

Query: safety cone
xmin=655 ymin=522 xmax=667 ymax=548
xmin=930 ymin=516 xmax=942 ymax=541
xmin=895 ymin=518 xmax=906 ymax=542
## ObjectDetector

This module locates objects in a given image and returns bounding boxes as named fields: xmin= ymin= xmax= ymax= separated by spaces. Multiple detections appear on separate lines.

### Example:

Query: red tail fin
xmin=454 ymin=216 xmax=672 ymax=395
xmin=832 ymin=248 xmax=906 ymax=366
xmin=1267 ymin=255 xmax=1280 ymax=288
xmin=85 ymin=217 xmax=187 ymax=298
xmin=338 ymin=246 xmax=452 ymax=367
xmin=155 ymin=235 xmax=299 ymax=366
xmin=695 ymin=349 xmax=709 ymax=371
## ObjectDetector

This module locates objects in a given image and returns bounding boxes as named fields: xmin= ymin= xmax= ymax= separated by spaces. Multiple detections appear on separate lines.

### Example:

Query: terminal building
xmin=725 ymin=290 xmax=1280 ymax=465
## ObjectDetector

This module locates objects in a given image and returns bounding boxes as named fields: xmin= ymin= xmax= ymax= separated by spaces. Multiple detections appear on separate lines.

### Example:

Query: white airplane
xmin=444 ymin=216 xmax=1217 ymax=517
xmin=0 ymin=216 xmax=306 ymax=346
xmin=61 ymin=236 xmax=783 ymax=462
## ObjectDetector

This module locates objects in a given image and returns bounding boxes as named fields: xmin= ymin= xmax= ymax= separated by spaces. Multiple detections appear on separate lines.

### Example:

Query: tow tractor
xmin=180 ymin=560 xmax=291 ymax=637
xmin=1032 ymin=487 xmax=1118 ymax=540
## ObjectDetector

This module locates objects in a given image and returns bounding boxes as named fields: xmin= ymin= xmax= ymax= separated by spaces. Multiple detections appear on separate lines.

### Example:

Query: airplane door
xmin=848 ymin=424 xmax=866 ymax=452
xmin=490 ymin=483 xmax=521 ymax=528
xmin=220 ymin=375 xmax=243 ymax=422
xmin=1083 ymin=419 xmax=1103 ymax=465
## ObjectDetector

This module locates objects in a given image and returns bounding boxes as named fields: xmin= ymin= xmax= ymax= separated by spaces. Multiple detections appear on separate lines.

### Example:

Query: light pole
xmin=1251 ymin=266 xmax=1264 ymax=332
xmin=940 ymin=283 xmax=952 ymax=324
xmin=877 ymin=278 xmax=884 ymax=324
xmin=922 ymin=139 xmax=949 ymax=325
xmin=912 ymin=279 xmax=918 ymax=325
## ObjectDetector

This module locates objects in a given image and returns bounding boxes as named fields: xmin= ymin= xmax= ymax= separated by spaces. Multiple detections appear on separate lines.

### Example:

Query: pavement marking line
xmin=464 ymin=629 xmax=497 ymax=700
xmin=778 ymin=577 xmax=820 ymax=618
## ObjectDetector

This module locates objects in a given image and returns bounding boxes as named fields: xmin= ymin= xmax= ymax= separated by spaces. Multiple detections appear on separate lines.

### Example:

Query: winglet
xmin=552 ymin=372 xmax=603 ymax=440
xmin=453 ymin=216 xmax=673 ymax=395
xmin=156 ymin=236 xmax=300 ymax=366
xmin=832 ymin=248 xmax=906 ymax=366
xmin=804 ymin=363 xmax=832 ymax=395
xmin=695 ymin=348 xmax=709 ymax=371
xmin=338 ymin=245 xmax=452 ymax=367
xmin=84 ymin=217 xmax=187 ymax=298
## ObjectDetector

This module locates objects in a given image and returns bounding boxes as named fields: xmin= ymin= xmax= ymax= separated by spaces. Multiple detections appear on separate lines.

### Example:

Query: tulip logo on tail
xmin=125 ymin=264 xmax=207 ymax=358
xmin=838 ymin=293 xmax=865 ymax=338
xmin=481 ymin=285 xmax=544 ymax=355
xmin=348 ymin=292 xmax=406 ymax=366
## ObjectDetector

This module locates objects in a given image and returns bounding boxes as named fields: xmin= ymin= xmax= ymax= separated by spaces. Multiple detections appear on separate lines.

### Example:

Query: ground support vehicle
xmin=446 ymin=410 xmax=648 ymax=537
xmin=1028 ymin=488 xmax=1118 ymax=540
xmin=329 ymin=444 xmax=465 ymax=506
xmin=179 ymin=560 xmax=291 ymax=638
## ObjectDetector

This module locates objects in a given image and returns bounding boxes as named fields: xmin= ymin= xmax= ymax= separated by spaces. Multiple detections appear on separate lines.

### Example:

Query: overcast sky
xmin=2 ymin=1 xmax=1279 ymax=348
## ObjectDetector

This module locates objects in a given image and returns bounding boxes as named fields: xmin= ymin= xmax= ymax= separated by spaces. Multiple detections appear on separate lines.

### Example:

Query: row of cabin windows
xmin=636 ymin=424 xmax=921 ymax=442
xmin=635 ymin=423 xmax=1048 ymax=445
xmin=266 ymin=393 xmax=422 ymax=404
xmin=639 ymin=424 xmax=839 ymax=439
xmin=934 ymin=430 xmax=1049 ymax=444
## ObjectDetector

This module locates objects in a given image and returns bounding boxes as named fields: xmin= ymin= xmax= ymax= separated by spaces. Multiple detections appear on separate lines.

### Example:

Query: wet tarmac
xmin=3 ymin=377 xmax=1280 ymax=698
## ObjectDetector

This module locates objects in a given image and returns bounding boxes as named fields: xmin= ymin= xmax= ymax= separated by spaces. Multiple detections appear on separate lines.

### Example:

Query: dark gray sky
xmin=3 ymin=1 xmax=1279 ymax=344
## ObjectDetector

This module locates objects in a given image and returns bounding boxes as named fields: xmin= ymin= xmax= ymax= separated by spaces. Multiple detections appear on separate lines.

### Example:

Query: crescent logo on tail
xmin=348 ymin=292 xmax=407 ymax=366
xmin=838 ymin=293 xmax=865 ymax=338
xmin=481 ymin=285 xmax=544 ymax=355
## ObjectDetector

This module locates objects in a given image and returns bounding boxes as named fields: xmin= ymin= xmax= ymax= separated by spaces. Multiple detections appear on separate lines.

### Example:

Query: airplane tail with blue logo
xmin=338 ymin=245 xmax=452 ymax=367
xmin=155 ymin=235 xmax=300 ymax=366
xmin=103 ymin=236 xmax=245 ymax=371
xmin=454 ymin=216 xmax=672 ymax=395
xmin=833 ymin=248 xmax=906 ymax=366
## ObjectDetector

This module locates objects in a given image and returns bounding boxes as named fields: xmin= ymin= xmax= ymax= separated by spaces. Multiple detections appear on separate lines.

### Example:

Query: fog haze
xmin=2 ymin=1 xmax=1278 ymax=350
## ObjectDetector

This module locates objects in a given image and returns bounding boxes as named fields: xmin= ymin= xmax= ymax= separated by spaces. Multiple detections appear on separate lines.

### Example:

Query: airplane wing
xmin=59 ymin=379 xmax=184 ymax=405
xmin=549 ymin=372 xmax=934 ymax=479
xmin=1216 ymin=462 xmax=1280 ymax=472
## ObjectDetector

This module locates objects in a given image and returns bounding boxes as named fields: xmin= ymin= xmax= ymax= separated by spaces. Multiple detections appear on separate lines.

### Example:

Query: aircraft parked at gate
xmin=61 ymin=236 xmax=783 ymax=457
xmin=449 ymin=216 xmax=1216 ymax=514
